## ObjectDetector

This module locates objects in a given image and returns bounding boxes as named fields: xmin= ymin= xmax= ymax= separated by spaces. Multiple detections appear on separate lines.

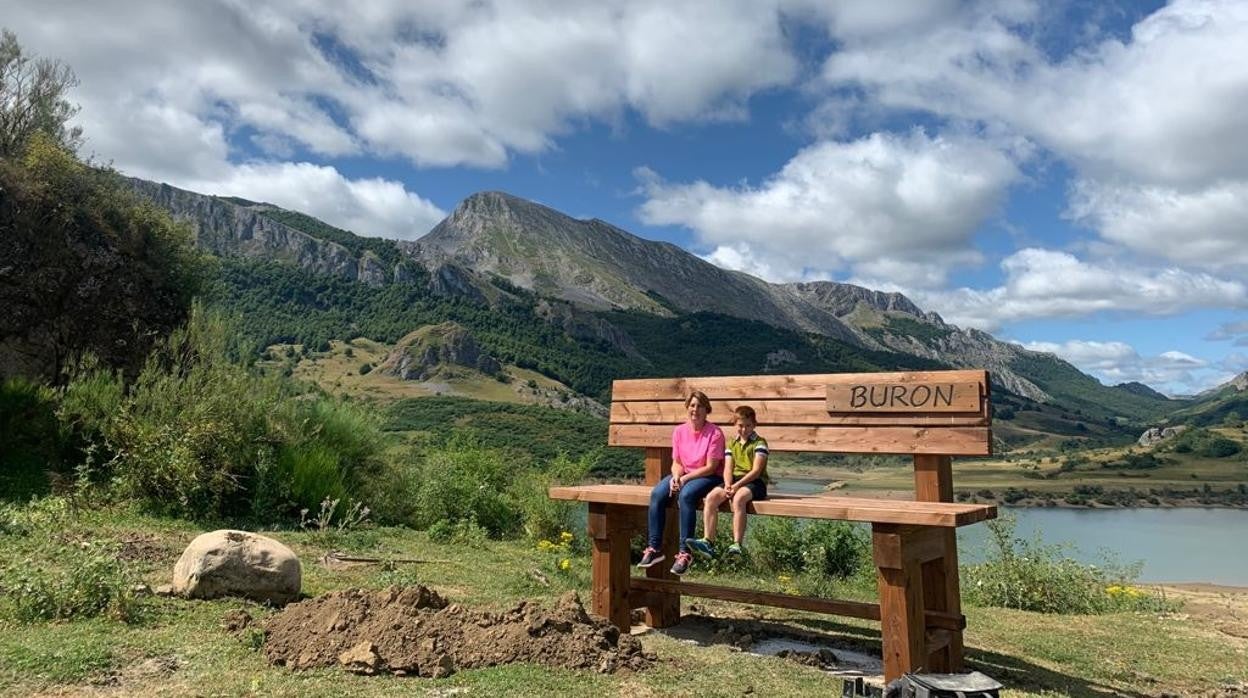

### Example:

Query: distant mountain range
xmin=129 ymin=179 xmax=1180 ymax=429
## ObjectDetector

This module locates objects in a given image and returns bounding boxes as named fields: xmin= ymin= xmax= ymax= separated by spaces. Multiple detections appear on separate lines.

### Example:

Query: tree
xmin=0 ymin=28 xmax=82 ymax=157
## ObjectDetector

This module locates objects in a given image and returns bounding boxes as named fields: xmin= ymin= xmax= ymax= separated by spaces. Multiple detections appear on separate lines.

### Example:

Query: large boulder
xmin=1137 ymin=425 xmax=1189 ymax=447
xmin=172 ymin=530 xmax=301 ymax=605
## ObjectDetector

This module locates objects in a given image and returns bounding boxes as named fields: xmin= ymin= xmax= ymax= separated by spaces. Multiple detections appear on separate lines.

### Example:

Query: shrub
xmin=405 ymin=440 xmax=520 ymax=537
xmin=359 ymin=362 xmax=373 ymax=375
xmin=510 ymin=454 xmax=592 ymax=543
xmin=62 ymin=307 xmax=392 ymax=521
xmin=1197 ymin=436 xmax=1240 ymax=458
xmin=0 ymin=377 xmax=70 ymax=499
xmin=747 ymin=518 xmax=870 ymax=579
xmin=963 ymin=516 xmax=1169 ymax=614
xmin=801 ymin=520 xmax=870 ymax=579
xmin=0 ymin=539 xmax=141 ymax=623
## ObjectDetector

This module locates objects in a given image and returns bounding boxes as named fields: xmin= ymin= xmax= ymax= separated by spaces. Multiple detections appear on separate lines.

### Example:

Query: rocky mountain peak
xmin=784 ymin=281 xmax=931 ymax=319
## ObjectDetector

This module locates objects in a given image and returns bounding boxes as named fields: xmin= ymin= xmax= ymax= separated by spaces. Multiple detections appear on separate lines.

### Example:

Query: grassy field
xmin=1 ymin=503 xmax=1245 ymax=697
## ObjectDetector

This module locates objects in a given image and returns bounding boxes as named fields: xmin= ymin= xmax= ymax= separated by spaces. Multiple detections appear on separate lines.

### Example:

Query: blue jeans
xmin=647 ymin=474 xmax=721 ymax=552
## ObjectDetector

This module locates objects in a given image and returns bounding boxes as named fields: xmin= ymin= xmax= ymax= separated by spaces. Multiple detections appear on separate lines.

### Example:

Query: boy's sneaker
xmin=670 ymin=551 xmax=693 ymax=575
xmin=686 ymin=537 xmax=715 ymax=557
xmin=726 ymin=543 xmax=743 ymax=556
xmin=637 ymin=547 xmax=665 ymax=568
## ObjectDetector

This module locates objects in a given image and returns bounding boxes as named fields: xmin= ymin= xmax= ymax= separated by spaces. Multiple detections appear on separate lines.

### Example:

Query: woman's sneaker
xmin=686 ymin=537 xmax=715 ymax=557
xmin=726 ymin=543 xmax=743 ymax=556
xmin=637 ymin=547 xmax=665 ymax=568
xmin=670 ymin=551 xmax=693 ymax=575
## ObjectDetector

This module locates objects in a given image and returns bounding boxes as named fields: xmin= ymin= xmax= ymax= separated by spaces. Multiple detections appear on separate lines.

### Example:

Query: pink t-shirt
xmin=671 ymin=422 xmax=726 ymax=476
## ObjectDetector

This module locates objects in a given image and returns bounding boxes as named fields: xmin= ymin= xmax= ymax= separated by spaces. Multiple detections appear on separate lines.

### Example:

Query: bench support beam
xmin=588 ymin=502 xmax=633 ymax=630
xmin=913 ymin=454 xmax=965 ymax=673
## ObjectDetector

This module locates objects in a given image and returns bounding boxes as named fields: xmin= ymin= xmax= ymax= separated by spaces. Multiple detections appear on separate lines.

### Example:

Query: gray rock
xmin=1138 ymin=425 xmax=1189 ymax=446
xmin=172 ymin=530 xmax=301 ymax=605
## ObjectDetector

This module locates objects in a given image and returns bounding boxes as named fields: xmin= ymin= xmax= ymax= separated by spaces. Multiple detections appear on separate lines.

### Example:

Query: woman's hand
xmin=669 ymin=475 xmax=682 ymax=494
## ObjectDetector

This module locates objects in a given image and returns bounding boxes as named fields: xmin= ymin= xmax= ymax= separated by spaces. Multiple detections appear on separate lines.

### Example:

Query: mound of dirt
xmin=263 ymin=586 xmax=653 ymax=678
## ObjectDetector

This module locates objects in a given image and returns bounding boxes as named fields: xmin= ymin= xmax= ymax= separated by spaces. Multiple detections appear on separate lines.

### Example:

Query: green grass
xmin=0 ymin=502 xmax=1244 ymax=696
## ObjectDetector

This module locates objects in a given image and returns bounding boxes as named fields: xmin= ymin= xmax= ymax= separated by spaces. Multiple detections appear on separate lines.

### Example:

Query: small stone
xmin=338 ymin=641 xmax=382 ymax=675
xmin=154 ymin=584 xmax=175 ymax=596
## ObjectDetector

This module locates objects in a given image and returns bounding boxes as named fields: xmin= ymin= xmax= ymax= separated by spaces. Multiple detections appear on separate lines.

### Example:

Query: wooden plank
xmin=608 ymin=424 xmax=992 ymax=456
xmin=610 ymin=399 xmax=988 ymax=427
xmin=548 ymin=485 xmax=998 ymax=527
xmin=551 ymin=485 xmax=990 ymax=514
xmin=630 ymin=578 xmax=965 ymax=632
xmin=827 ymin=382 xmax=981 ymax=413
xmin=612 ymin=371 xmax=988 ymax=401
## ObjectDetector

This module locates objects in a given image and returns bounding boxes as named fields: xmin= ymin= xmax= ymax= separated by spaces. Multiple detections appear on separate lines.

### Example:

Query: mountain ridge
xmin=131 ymin=180 xmax=1175 ymax=421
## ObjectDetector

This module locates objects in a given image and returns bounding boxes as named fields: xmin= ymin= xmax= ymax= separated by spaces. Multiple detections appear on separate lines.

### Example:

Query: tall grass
xmin=60 ymin=306 xmax=392 ymax=522
xmin=964 ymin=516 xmax=1172 ymax=614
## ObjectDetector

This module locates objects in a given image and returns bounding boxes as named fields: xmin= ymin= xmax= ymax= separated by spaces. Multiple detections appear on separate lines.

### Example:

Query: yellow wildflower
xmin=560 ymin=531 xmax=574 ymax=544
xmin=537 ymin=539 xmax=554 ymax=551
xmin=559 ymin=558 xmax=571 ymax=571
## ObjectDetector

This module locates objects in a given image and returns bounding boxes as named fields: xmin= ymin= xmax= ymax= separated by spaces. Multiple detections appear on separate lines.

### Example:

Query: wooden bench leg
xmin=588 ymin=502 xmax=632 ymax=630
xmin=874 ymin=524 xmax=929 ymax=683
xmin=922 ymin=530 xmax=964 ymax=672
xmin=643 ymin=505 xmax=681 ymax=627
xmin=914 ymin=454 xmax=965 ymax=673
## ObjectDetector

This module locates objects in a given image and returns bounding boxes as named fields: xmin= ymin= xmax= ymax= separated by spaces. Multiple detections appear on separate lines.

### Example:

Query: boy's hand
xmin=724 ymin=484 xmax=736 ymax=497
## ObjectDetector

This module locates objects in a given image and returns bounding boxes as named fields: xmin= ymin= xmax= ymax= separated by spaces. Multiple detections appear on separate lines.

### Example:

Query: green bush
xmin=62 ymin=307 xmax=392 ymax=521
xmin=509 ymin=454 xmax=591 ymax=543
xmin=0 ymin=378 xmax=70 ymax=499
xmin=1197 ymin=436 xmax=1241 ymax=458
xmin=963 ymin=516 xmax=1170 ymax=614
xmin=405 ymin=440 xmax=520 ymax=537
xmin=801 ymin=520 xmax=870 ymax=579
xmin=745 ymin=517 xmax=870 ymax=579
xmin=0 ymin=539 xmax=141 ymax=623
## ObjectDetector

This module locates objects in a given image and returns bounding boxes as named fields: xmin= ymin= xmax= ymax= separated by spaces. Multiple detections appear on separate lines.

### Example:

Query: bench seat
xmin=549 ymin=484 xmax=996 ymax=528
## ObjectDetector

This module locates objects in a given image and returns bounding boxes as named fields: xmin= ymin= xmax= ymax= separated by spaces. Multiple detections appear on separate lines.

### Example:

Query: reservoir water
xmin=776 ymin=479 xmax=1248 ymax=586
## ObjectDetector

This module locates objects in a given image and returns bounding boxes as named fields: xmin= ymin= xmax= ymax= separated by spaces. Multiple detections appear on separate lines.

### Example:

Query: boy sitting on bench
xmin=689 ymin=405 xmax=769 ymax=557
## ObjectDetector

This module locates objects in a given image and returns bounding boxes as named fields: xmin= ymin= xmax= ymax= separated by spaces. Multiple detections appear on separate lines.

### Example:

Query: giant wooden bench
xmin=549 ymin=370 xmax=997 ymax=682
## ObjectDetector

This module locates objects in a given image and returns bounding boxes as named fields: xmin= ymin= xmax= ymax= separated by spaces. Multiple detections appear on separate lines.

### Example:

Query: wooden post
xmin=588 ymin=502 xmax=632 ymax=630
xmin=914 ymin=454 xmax=965 ymax=672
xmin=874 ymin=523 xmax=928 ymax=682
xmin=642 ymin=447 xmax=680 ymax=627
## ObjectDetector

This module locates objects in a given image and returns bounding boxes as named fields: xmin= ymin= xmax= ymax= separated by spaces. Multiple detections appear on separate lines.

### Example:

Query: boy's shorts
xmin=734 ymin=479 xmax=767 ymax=501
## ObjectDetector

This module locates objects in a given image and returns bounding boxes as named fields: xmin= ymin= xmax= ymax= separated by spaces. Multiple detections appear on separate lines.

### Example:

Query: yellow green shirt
xmin=726 ymin=432 xmax=770 ymax=483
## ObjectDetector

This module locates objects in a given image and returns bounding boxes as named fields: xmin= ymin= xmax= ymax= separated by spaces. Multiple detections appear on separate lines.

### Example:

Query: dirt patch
xmin=117 ymin=532 xmax=177 ymax=564
xmin=263 ymin=586 xmax=654 ymax=678
xmin=1161 ymin=584 xmax=1248 ymax=641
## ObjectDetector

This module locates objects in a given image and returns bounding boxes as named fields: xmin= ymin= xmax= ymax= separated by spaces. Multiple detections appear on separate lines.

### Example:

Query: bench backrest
xmin=609 ymin=370 xmax=992 ymax=457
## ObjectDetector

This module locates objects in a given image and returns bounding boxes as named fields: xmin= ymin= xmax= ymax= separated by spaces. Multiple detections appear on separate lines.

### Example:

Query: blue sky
xmin=6 ymin=0 xmax=1246 ymax=395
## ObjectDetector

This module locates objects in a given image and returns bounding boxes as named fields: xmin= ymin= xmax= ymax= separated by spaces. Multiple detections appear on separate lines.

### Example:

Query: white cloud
xmin=818 ymin=0 xmax=1248 ymax=270
xmin=1067 ymin=178 xmax=1248 ymax=270
xmin=4 ymin=2 xmax=805 ymax=173
xmin=913 ymin=249 xmax=1248 ymax=331
xmin=1018 ymin=339 xmax=1216 ymax=395
xmin=638 ymin=130 xmax=1018 ymax=284
xmin=183 ymin=162 xmax=446 ymax=240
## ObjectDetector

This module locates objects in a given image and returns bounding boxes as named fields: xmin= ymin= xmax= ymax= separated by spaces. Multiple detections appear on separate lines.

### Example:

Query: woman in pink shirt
xmin=637 ymin=390 xmax=726 ymax=575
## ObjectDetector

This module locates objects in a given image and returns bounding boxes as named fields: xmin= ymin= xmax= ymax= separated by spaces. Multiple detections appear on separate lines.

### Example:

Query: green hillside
xmin=384 ymin=396 xmax=641 ymax=477
xmin=1007 ymin=351 xmax=1175 ymax=423
xmin=203 ymin=257 xmax=640 ymax=399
